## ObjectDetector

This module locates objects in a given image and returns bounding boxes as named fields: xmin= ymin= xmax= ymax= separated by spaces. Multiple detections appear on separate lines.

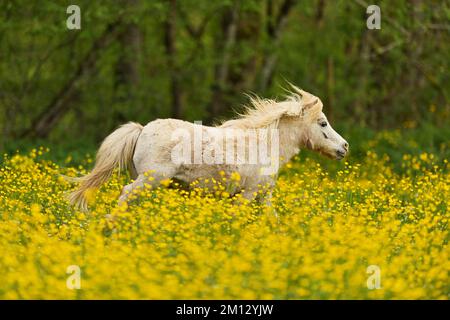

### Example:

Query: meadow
xmin=0 ymin=129 xmax=448 ymax=299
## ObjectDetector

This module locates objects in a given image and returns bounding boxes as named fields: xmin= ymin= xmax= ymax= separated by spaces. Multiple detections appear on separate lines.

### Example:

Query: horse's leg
xmin=259 ymin=190 xmax=279 ymax=219
xmin=118 ymin=165 xmax=177 ymax=205
xmin=241 ymin=188 xmax=258 ymax=202
xmin=241 ymin=179 xmax=279 ymax=219
xmin=104 ymin=176 xmax=149 ymax=225
xmin=118 ymin=174 xmax=147 ymax=205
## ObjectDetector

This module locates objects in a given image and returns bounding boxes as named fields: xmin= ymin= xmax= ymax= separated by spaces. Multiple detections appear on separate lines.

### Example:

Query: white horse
xmin=69 ymin=85 xmax=349 ymax=211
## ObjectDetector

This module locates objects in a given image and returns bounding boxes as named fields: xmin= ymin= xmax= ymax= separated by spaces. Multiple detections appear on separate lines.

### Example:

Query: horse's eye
xmin=320 ymin=122 xmax=327 ymax=127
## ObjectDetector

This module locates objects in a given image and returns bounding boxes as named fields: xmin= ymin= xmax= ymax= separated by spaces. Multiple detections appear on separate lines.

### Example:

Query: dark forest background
xmin=1 ymin=0 xmax=449 ymax=162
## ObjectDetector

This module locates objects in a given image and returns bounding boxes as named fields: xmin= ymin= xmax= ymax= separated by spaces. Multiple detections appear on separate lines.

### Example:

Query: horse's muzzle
xmin=335 ymin=149 xmax=347 ymax=160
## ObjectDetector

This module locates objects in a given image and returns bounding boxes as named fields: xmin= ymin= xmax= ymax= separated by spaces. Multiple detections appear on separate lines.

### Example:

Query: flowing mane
xmin=219 ymin=85 xmax=314 ymax=129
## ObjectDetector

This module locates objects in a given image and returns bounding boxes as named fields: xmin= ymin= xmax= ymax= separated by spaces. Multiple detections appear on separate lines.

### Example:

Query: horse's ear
xmin=302 ymin=98 xmax=322 ymax=116
xmin=283 ymin=98 xmax=320 ymax=117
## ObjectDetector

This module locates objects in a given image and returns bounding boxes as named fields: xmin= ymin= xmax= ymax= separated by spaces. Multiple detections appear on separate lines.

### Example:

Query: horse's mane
xmin=219 ymin=84 xmax=317 ymax=130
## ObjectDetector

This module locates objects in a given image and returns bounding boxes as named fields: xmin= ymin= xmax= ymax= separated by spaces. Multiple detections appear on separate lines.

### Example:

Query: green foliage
xmin=0 ymin=0 xmax=449 ymax=152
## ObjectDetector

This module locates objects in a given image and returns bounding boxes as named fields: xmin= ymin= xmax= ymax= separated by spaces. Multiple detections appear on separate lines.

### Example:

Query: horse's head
xmin=290 ymin=88 xmax=349 ymax=160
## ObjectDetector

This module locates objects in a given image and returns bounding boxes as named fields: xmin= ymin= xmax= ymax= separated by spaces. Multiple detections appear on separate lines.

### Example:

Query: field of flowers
xmin=0 ymin=140 xmax=448 ymax=299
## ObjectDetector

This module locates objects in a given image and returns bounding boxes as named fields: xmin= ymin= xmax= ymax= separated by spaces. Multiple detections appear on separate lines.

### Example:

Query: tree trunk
xmin=164 ymin=0 xmax=182 ymax=119
xmin=326 ymin=56 xmax=334 ymax=120
xmin=259 ymin=0 xmax=296 ymax=92
xmin=113 ymin=0 xmax=141 ymax=127
xmin=208 ymin=4 xmax=239 ymax=123
xmin=22 ymin=22 xmax=121 ymax=138
xmin=115 ymin=0 xmax=141 ymax=101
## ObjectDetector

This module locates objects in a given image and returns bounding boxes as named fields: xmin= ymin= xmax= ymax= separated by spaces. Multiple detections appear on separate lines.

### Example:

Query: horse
xmin=69 ymin=85 xmax=349 ymax=211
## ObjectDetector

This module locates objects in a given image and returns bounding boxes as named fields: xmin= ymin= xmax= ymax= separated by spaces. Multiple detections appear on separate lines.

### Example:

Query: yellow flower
xmin=160 ymin=178 xmax=171 ymax=187
xmin=230 ymin=172 xmax=241 ymax=182
xmin=0 ymin=143 xmax=447 ymax=299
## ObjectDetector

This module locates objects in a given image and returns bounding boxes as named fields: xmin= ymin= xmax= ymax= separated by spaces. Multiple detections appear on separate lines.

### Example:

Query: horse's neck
xmin=277 ymin=119 xmax=304 ymax=164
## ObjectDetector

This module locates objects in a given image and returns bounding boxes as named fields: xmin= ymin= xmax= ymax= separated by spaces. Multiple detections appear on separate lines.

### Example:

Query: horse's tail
xmin=68 ymin=122 xmax=143 ymax=211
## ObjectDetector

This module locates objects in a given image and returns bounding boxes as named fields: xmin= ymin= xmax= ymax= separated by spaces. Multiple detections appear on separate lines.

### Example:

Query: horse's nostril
xmin=343 ymin=142 xmax=349 ymax=150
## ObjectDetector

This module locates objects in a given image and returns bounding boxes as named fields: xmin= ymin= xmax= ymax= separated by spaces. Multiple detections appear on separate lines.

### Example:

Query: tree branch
xmin=21 ymin=21 xmax=122 ymax=138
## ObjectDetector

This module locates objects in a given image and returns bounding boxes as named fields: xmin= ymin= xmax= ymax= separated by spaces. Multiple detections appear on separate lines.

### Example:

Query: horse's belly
xmin=174 ymin=164 xmax=224 ymax=183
